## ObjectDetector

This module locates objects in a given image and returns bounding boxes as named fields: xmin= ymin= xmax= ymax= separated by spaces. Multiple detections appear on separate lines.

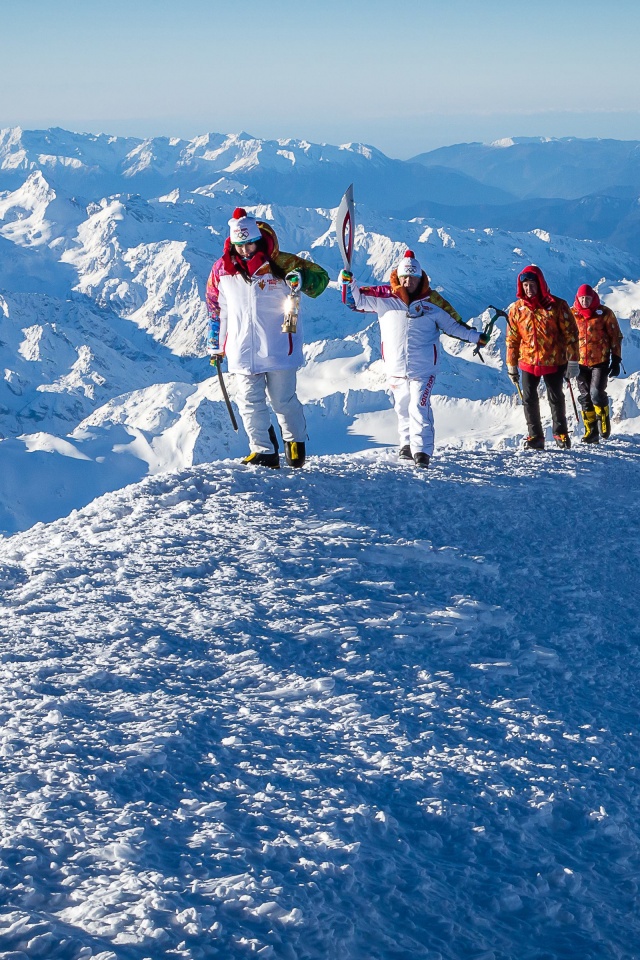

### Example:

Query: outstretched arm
xmin=206 ymin=264 xmax=227 ymax=355
xmin=343 ymin=275 xmax=394 ymax=314
xmin=434 ymin=306 xmax=482 ymax=343
xmin=429 ymin=289 xmax=467 ymax=327
xmin=276 ymin=252 xmax=330 ymax=298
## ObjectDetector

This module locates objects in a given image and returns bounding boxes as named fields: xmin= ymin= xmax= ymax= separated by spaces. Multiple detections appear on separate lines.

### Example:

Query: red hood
xmin=517 ymin=264 xmax=554 ymax=308
xmin=573 ymin=283 xmax=601 ymax=318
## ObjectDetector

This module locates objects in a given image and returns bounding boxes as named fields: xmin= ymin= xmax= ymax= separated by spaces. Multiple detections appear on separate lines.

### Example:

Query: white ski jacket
xmin=218 ymin=266 xmax=302 ymax=375
xmin=347 ymin=277 xmax=481 ymax=380
xmin=206 ymin=221 xmax=329 ymax=376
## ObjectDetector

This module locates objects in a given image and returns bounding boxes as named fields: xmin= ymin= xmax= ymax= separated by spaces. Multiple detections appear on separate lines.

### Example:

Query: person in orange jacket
xmin=506 ymin=265 xmax=579 ymax=450
xmin=571 ymin=284 xmax=623 ymax=443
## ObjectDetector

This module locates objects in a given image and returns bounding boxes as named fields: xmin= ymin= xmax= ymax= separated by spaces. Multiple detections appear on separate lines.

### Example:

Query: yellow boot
xmin=581 ymin=409 xmax=599 ymax=444
xmin=594 ymin=403 xmax=611 ymax=439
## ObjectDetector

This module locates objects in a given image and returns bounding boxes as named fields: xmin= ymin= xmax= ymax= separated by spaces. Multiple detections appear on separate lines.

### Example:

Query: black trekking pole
xmin=473 ymin=305 xmax=508 ymax=362
xmin=211 ymin=356 xmax=238 ymax=431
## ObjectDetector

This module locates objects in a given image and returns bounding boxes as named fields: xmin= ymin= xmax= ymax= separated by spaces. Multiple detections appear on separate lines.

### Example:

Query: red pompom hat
xmin=228 ymin=207 xmax=262 ymax=245
xmin=397 ymin=249 xmax=422 ymax=278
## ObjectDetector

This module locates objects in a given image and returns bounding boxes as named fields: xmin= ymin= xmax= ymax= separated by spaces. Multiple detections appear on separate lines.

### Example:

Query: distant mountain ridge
xmin=6 ymin=128 xmax=640 ymax=252
xmin=392 ymin=192 xmax=640 ymax=256
xmin=0 ymin=127 xmax=513 ymax=209
xmin=411 ymin=136 xmax=640 ymax=200
xmin=402 ymin=137 xmax=640 ymax=254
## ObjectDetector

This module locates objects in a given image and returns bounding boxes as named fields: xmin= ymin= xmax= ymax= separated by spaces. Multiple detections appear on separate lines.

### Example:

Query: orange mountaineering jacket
xmin=507 ymin=297 xmax=579 ymax=373
xmin=571 ymin=305 xmax=623 ymax=367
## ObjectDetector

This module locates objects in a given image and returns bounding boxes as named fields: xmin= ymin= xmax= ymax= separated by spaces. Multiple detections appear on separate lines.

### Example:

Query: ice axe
xmin=473 ymin=304 xmax=507 ymax=362
xmin=479 ymin=304 xmax=524 ymax=403
xmin=335 ymin=184 xmax=354 ymax=304
xmin=513 ymin=379 xmax=524 ymax=404
xmin=211 ymin=355 xmax=238 ymax=431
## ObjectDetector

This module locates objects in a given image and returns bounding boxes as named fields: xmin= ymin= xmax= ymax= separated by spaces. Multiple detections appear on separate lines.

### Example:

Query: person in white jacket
xmin=206 ymin=208 xmax=329 ymax=468
xmin=340 ymin=250 xmax=487 ymax=468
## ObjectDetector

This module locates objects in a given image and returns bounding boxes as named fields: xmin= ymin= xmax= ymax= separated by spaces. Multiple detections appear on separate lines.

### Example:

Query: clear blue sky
xmin=2 ymin=0 xmax=639 ymax=157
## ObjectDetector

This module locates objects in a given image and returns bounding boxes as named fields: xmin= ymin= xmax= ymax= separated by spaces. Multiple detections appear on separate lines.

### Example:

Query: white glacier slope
xmin=0 ymin=445 xmax=639 ymax=959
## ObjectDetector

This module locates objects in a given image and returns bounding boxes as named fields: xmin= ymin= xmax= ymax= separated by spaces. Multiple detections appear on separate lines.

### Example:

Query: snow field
xmin=1 ymin=444 xmax=639 ymax=958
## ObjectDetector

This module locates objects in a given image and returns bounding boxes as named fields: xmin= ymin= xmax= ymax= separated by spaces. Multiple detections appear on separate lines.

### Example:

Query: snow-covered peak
xmin=0 ymin=169 xmax=55 ymax=216
xmin=0 ymin=125 xmax=640 ymax=960
xmin=0 ymin=170 xmax=88 ymax=250
xmin=191 ymin=178 xmax=254 ymax=199
xmin=489 ymin=136 xmax=557 ymax=148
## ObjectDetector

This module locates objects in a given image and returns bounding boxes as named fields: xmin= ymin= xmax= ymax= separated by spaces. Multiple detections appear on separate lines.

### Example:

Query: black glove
xmin=609 ymin=355 xmax=621 ymax=378
xmin=477 ymin=332 xmax=489 ymax=348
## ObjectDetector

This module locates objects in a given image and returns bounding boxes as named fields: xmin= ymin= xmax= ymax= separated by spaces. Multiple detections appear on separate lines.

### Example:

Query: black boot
xmin=414 ymin=452 xmax=430 ymax=469
xmin=523 ymin=411 xmax=544 ymax=450
xmin=268 ymin=424 xmax=280 ymax=453
xmin=285 ymin=441 xmax=306 ymax=468
xmin=398 ymin=444 xmax=412 ymax=460
xmin=241 ymin=451 xmax=280 ymax=469
xmin=553 ymin=433 xmax=571 ymax=449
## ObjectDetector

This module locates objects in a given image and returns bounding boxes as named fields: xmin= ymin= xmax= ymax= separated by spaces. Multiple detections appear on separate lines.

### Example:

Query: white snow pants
xmin=234 ymin=369 xmax=307 ymax=453
xmin=388 ymin=375 xmax=436 ymax=456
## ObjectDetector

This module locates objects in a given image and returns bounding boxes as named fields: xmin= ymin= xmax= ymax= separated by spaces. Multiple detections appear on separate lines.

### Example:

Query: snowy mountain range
xmin=1 ymin=127 xmax=640 ymax=533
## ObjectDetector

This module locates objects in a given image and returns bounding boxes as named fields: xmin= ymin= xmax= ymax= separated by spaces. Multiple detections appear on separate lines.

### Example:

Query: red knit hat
xmin=574 ymin=283 xmax=601 ymax=315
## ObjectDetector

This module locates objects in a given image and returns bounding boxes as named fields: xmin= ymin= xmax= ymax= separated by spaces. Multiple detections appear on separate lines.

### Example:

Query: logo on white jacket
xmin=420 ymin=376 xmax=435 ymax=407
xmin=407 ymin=300 xmax=430 ymax=318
